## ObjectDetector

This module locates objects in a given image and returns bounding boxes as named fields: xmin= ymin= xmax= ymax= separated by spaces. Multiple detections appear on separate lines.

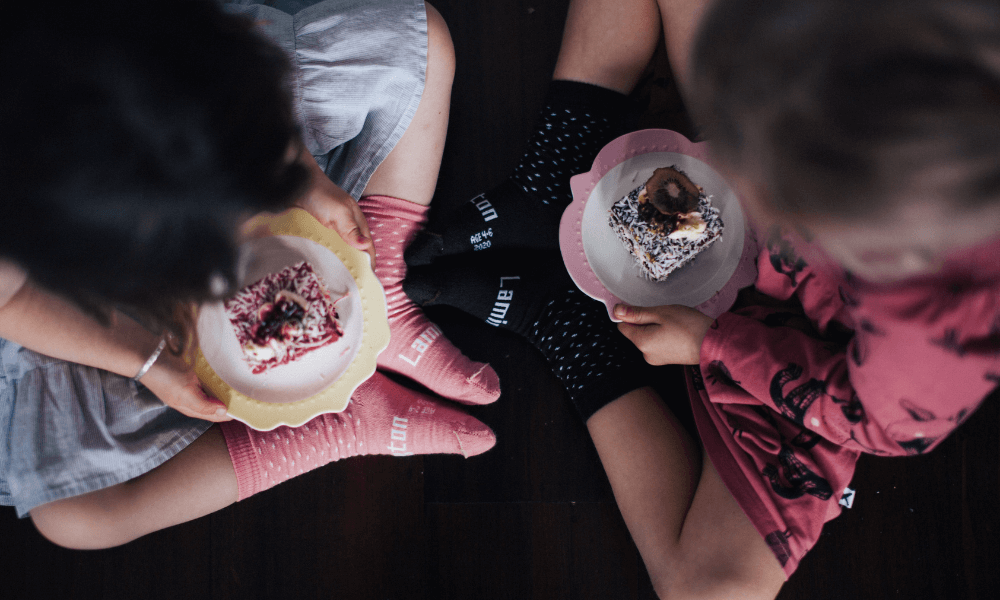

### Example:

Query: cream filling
xmin=668 ymin=213 xmax=707 ymax=240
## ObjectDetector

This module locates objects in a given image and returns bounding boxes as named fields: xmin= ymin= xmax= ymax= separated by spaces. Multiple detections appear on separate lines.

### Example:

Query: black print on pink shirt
xmin=930 ymin=326 xmax=1000 ymax=357
xmin=790 ymin=429 xmax=823 ymax=450
xmin=831 ymin=392 xmax=864 ymax=424
xmin=986 ymin=372 xmax=1000 ymax=385
xmin=706 ymin=360 xmax=741 ymax=387
xmin=848 ymin=339 xmax=867 ymax=367
xmin=770 ymin=364 xmax=825 ymax=425
xmin=930 ymin=328 xmax=966 ymax=357
xmin=886 ymin=399 xmax=967 ymax=455
xmin=895 ymin=436 xmax=934 ymax=455
xmin=767 ymin=229 xmax=808 ymax=286
xmin=762 ymin=444 xmax=834 ymax=501
xmin=764 ymin=530 xmax=793 ymax=567
xmin=965 ymin=318 xmax=1000 ymax=356
xmin=689 ymin=365 xmax=706 ymax=391
xmin=748 ymin=406 xmax=836 ymax=501
xmin=850 ymin=319 xmax=886 ymax=367
xmin=859 ymin=319 xmax=886 ymax=336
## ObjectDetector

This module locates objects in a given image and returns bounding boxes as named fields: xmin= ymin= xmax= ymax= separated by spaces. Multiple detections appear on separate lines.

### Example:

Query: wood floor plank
xmin=208 ymin=457 xmax=429 ymax=600
xmin=427 ymin=501 xmax=648 ymax=600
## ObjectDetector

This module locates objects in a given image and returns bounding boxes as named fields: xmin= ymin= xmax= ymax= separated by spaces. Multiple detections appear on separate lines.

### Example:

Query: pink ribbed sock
xmin=221 ymin=372 xmax=496 ymax=500
xmin=359 ymin=195 xmax=501 ymax=405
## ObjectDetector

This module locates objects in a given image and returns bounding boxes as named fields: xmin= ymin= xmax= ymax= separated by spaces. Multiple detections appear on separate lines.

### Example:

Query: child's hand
xmin=140 ymin=351 xmax=231 ymax=422
xmin=614 ymin=304 xmax=714 ymax=365
xmin=294 ymin=150 xmax=377 ymax=268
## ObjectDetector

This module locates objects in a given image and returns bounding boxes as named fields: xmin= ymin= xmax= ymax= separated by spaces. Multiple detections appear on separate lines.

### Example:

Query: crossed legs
xmin=29 ymin=3 xmax=459 ymax=550
xmin=557 ymin=0 xmax=784 ymax=596
xmin=402 ymin=0 xmax=785 ymax=596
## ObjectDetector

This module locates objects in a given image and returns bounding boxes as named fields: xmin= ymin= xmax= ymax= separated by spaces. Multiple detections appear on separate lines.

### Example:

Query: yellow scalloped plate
xmin=195 ymin=208 xmax=389 ymax=430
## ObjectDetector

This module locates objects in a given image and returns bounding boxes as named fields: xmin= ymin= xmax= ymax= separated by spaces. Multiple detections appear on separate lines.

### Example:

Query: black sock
xmin=404 ymin=251 xmax=572 ymax=337
xmin=404 ymin=81 xmax=630 ymax=266
xmin=403 ymin=250 xmax=653 ymax=421
xmin=526 ymin=287 xmax=654 ymax=421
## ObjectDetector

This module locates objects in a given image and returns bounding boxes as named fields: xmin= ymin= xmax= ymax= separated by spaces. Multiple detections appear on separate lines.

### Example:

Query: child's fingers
xmin=177 ymin=389 xmax=231 ymax=422
xmin=340 ymin=219 xmax=377 ymax=268
xmin=316 ymin=199 xmax=377 ymax=267
xmin=613 ymin=304 xmax=662 ymax=324
xmin=342 ymin=201 xmax=376 ymax=262
xmin=295 ymin=175 xmax=378 ymax=269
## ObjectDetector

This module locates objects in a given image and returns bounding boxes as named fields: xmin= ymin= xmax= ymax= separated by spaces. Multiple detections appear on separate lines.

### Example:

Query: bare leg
xmin=552 ymin=0 xmax=711 ymax=97
xmin=30 ymin=426 xmax=237 ymax=549
xmin=361 ymin=3 xmax=454 ymax=206
xmin=551 ymin=0 xmax=661 ymax=94
xmin=588 ymin=388 xmax=785 ymax=599
xmin=654 ymin=0 xmax=714 ymax=96
xmin=551 ymin=0 xmax=776 ymax=594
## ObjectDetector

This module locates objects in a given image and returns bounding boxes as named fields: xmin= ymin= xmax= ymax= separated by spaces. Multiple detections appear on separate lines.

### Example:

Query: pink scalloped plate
xmin=560 ymin=129 xmax=759 ymax=321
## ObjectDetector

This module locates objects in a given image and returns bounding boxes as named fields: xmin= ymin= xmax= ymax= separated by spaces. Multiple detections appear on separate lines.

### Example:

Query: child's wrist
xmin=104 ymin=312 xmax=170 ymax=379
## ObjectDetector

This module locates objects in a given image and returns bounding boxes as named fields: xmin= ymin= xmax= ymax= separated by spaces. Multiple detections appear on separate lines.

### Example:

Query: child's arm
xmin=0 ymin=269 xmax=230 ymax=422
xmin=704 ymin=294 xmax=998 ymax=455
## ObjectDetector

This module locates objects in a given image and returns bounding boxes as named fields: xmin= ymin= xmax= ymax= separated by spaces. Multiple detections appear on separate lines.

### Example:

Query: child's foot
xmin=404 ymin=249 xmax=654 ymax=421
xmin=404 ymin=250 xmax=571 ymax=334
xmin=404 ymin=81 xmax=630 ymax=266
xmin=360 ymin=196 xmax=501 ymax=405
xmin=221 ymin=372 xmax=496 ymax=500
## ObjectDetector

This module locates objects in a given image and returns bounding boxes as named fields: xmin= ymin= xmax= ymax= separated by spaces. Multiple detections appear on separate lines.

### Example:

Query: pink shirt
xmin=690 ymin=227 xmax=1000 ymax=576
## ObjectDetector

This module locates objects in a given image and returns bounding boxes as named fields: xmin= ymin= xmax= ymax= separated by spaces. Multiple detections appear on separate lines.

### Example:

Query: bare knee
xmin=30 ymin=488 xmax=138 ymax=550
xmin=425 ymin=3 xmax=455 ymax=82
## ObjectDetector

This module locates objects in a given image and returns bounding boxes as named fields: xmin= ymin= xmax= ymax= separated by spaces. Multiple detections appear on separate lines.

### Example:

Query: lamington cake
xmin=609 ymin=166 xmax=723 ymax=281
xmin=225 ymin=261 xmax=344 ymax=374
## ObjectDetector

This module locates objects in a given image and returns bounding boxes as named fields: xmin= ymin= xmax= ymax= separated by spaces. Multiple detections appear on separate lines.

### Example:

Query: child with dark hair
xmin=404 ymin=0 xmax=1000 ymax=597
xmin=0 ymin=0 xmax=498 ymax=547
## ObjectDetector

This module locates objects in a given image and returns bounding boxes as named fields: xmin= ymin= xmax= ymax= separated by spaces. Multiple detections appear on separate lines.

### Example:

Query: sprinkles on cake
xmin=609 ymin=166 xmax=724 ymax=281
xmin=225 ymin=261 xmax=345 ymax=373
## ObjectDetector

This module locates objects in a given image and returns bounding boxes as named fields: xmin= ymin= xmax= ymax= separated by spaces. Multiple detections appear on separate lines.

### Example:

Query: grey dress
xmin=0 ymin=0 xmax=426 ymax=517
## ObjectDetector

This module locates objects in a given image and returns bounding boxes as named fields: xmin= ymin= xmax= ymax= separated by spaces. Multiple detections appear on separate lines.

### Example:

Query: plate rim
xmin=194 ymin=208 xmax=390 ymax=431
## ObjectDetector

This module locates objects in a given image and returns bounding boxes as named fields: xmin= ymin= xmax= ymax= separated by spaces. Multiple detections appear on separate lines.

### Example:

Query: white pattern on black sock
xmin=510 ymin=108 xmax=616 ymax=206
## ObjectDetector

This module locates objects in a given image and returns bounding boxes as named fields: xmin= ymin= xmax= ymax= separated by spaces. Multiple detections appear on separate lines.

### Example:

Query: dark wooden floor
xmin=4 ymin=1 xmax=999 ymax=599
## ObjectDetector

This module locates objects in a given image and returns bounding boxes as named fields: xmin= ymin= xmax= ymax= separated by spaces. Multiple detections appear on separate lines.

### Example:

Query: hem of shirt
xmin=686 ymin=366 xmax=798 ymax=579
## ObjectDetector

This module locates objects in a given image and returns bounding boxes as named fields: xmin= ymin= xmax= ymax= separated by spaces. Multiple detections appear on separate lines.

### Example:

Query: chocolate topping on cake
xmin=637 ymin=166 xmax=703 ymax=233
xmin=251 ymin=293 xmax=308 ymax=345
xmin=644 ymin=167 xmax=701 ymax=214
xmin=225 ymin=262 xmax=344 ymax=373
